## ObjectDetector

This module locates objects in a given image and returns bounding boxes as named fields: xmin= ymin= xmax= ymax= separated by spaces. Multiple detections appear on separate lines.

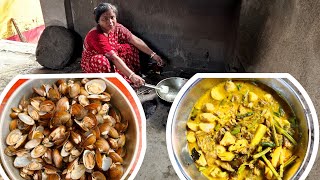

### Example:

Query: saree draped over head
xmin=81 ymin=23 xmax=140 ymax=82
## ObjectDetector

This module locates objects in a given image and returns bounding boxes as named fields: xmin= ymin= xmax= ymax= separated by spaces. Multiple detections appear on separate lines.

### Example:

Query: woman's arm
xmin=129 ymin=35 xmax=164 ymax=66
xmin=108 ymin=53 xmax=145 ymax=87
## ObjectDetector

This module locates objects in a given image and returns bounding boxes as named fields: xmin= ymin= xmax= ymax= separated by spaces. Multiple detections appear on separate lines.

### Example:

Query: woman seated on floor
xmin=81 ymin=2 xmax=164 ymax=87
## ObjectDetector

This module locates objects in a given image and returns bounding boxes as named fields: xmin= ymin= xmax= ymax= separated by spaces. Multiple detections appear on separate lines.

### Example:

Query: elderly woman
xmin=81 ymin=3 xmax=164 ymax=87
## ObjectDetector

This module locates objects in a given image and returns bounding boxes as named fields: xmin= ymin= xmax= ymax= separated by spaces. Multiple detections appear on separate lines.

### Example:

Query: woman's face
xmin=99 ymin=10 xmax=117 ymax=33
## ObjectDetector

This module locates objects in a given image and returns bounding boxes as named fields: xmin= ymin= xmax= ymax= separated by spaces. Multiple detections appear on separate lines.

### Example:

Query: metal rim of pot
xmin=155 ymin=77 xmax=189 ymax=103
xmin=166 ymin=73 xmax=319 ymax=180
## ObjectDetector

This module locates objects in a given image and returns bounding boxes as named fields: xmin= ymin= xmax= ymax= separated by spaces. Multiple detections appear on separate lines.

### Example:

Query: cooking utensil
xmin=154 ymin=77 xmax=188 ymax=103
xmin=166 ymin=73 xmax=319 ymax=180
xmin=0 ymin=73 xmax=147 ymax=180
xmin=144 ymin=83 xmax=169 ymax=94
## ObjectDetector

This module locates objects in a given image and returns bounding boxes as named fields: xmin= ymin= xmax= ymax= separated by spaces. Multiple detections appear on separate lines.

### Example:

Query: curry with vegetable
xmin=186 ymin=80 xmax=299 ymax=180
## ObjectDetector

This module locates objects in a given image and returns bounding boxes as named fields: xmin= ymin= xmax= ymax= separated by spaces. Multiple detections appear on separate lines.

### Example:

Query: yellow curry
xmin=186 ymin=80 xmax=299 ymax=180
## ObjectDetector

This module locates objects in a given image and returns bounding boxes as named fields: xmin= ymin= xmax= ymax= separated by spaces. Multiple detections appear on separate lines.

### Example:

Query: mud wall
xmin=40 ymin=0 xmax=240 ymax=73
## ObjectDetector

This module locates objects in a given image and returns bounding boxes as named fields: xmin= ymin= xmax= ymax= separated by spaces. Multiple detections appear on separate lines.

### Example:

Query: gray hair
xmin=94 ymin=3 xmax=118 ymax=23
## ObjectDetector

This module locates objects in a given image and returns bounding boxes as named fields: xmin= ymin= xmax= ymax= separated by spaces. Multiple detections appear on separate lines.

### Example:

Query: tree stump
xmin=36 ymin=26 xmax=75 ymax=69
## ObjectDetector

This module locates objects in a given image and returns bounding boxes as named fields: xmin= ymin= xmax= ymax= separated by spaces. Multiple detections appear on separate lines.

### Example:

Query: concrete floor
xmin=0 ymin=37 xmax=319 ymax=180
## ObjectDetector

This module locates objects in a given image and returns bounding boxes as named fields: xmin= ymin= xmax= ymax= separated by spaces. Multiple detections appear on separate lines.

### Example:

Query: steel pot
xmin=166 ymin=73 xmax=319 ymax=180
xmin=155 ymin=77 xmax=188 ymax=103
xmin=0 ymin=73 xmax=147 ymax=180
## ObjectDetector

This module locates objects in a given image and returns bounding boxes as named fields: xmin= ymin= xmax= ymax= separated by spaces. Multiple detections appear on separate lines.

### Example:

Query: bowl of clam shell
xmin=0 ymin=73 xmax=146 ymax=180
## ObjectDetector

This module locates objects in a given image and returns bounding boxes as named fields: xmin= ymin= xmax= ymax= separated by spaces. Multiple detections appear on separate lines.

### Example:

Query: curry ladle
xmin=144 ymin=83 xmax=169 ymax=93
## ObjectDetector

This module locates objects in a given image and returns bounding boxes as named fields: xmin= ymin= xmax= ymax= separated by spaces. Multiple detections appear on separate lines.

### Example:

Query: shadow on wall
xmin=234 ymin=0 xmax=295 ymax=71
xmin=71 ymin=0 xmax=241 ymax=73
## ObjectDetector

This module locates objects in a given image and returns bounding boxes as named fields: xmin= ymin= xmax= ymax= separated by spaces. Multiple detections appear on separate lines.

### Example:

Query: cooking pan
xmin=154 ymin=77 xmax=188 ymax=103
xmin=166 ymin=73 xmax=319 ymax=180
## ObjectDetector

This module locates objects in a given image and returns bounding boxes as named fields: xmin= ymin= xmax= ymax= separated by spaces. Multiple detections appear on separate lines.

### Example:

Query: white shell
xmin=18 ymin=113 xmax=35 ymax=125
xmin=101 ymin=155 xmax=112 ymax=171
xmin=6 ymin=129 xmax=22 ymax=146
xmin=14 ymin=155 xmax=32 ymax=168
xmin=83 ymin=150 xmax=95 ymax=170
xmin=70 ymin=164 xmax=86 ymax=179
xmin=85 ymin=79 xmax=107 ymax=95
xmin=24 ymin=138 xmax=42 ymax=149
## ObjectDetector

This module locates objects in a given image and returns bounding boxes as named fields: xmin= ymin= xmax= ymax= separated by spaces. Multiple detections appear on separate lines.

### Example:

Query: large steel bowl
xmin=166 ymin=73 xmax=319 ymax=180
xmin=0 ymin=73 xmax=146 ymax=180
xmin=155 ymin=77 xmax=188 ymax=103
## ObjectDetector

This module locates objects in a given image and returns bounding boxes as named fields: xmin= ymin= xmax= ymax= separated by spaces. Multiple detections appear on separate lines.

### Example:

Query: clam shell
xmin=108 ymin=127 xmax=119 ymax=139
xmin=56 ymin=97 xmax=69 ymax=112
xmin=53 ymin=149 xmax=63 ymax=168
xmin=10 ymin=112 xmax=19 ymax=119
xmin=47 ymin=84 xmax=61 ymax=101
xmin=68 ymin=83 xmax=81 ymax=98
xmin=33 ymin=87 xmax=46 ymax=97
xmin=12 ymin=134 xmax=27 ymax=149
xmin=70 ymin=164 xmax=86 ymax=179
xmin=78 ymin=95 xmax=90 ymax=106
xmin=81 ymin=133 xmax=96 ymax=147
xmin=109 ymin=164 xmax=124 ymax=179
xmin=43 ymin=149 xmax=53 ymax=164
xmin=83 ymin=150 xmax=95 ymax=170
xmin=71 ymin=104 xmax=87 ymax=120
xmin=98 ymin=103 xmax=110 ymax=115
xmin=39 ymin=100 xmax=55 ymax=112
xmin=101 ymin=155 xmax=112 ymax=171
xmin=95 ymin=138 xmax=110 ymax=153
xmin=109 ymin=151 xmax=123 ymax=163
xmin=6 ymin=129 xmax=22 ymax=146
xmin=49 ymin=125 xmax=66 ymax=141
xmin=15 ymin=149 xmax=30 ymax=157
xmin=47 ymin=173 xmax=61 ymax=180
xmin=14 ymin=155 xmax=32 ymax=168
xmin=9 ymin=119 xmax=18 ymax=131
xmin=4 ymin=146 xmax=17 ymax=156
xmin=87 ymin=94 xmax=110 ymax=101
xmin=27 ymin=105 xmax=40 ymax=121
xmin=44 ymin=164 xmax=60 ymax=174
xmin=19 ymin=95 xmax=29 ymax=111
xmin=22 ymin=167 xmax=34 ymax=175
xmin=18 ymin=113 xmax=35 ymax=126
xmin=24 ymin=138 xmax=42 ymax=149
xmin=61 ymin=141 xmax=73 ymax=157
xmin=92 ymin=171 xmax=106 ymax=180
xmin=118 ymin=134 xmax=126 ymax=148
xmin=27 ymin=161 xmax=43 ymax=171
xmin=108 ymin=138 xmax=118 ymax=150
xmin=70 ymin=131 xmax=82 ymax=145
xmin=85 ymin=79 xmax=107 ymax=95
xmin=31 ymin=145 xmax=47 ymax=158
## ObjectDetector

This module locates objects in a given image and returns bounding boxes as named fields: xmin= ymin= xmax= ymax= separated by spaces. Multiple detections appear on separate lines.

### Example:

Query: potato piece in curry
xmin=187 ymin=80 xmax=299 ymax=180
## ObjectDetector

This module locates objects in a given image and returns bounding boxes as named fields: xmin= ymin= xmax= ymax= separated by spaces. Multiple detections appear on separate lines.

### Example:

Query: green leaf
xmin=236 ymin=112 xmax=254 ymax=119
xmin=231 ymin=126 xmax=241 ymax=135
xmin=237 ymin=84 xmax=242 ymax=91
xmin=190 ymin=108 xmax=199 ymax=120
xmin=288 ymin=117 xmax=297 ymax=127
xmin=261 ymin=141 xmax=276 ymax=148
xmin=215 ymin=123 xmax=221 ymax=131
xmin=273 ymin=111 xmax=280 ymax=117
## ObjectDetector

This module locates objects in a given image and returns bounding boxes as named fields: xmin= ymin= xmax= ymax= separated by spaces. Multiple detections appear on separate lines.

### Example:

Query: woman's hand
xmin=152 ymin=54 xmax=164 ymax=67
xmin=129 ymin=74 xmax=145 ymax=88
